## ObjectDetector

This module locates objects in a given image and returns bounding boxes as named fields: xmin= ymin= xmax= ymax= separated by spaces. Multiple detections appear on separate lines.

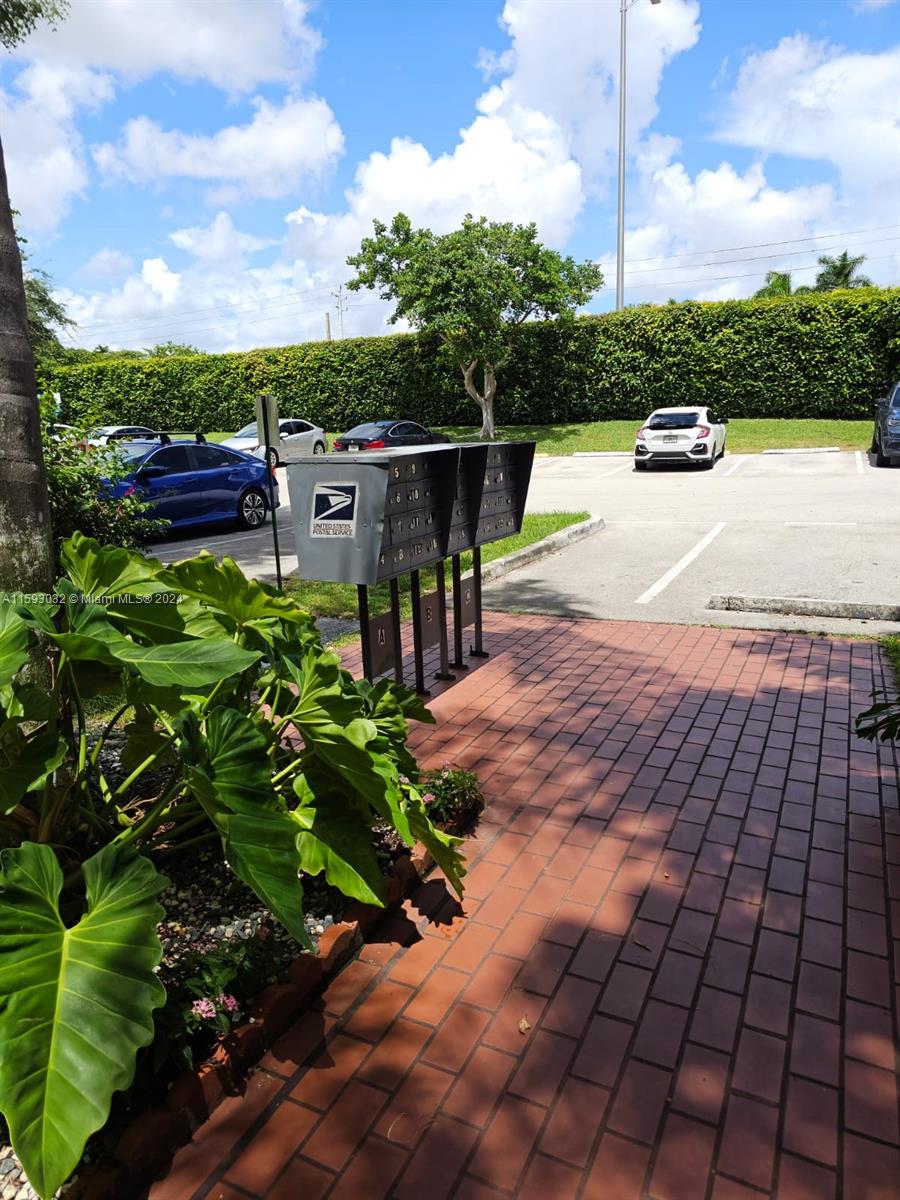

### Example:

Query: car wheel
xmin=237 ymin=487 xmax=268 ymax=529
xmin=266 ymin=447 xmax=280 ymax=469
xmin=634 ymin=459 xmax=647 ymax=471
xmin=701 ymin=456 xmax=715 ymax=470
xmin=313 ymin=441 xmax=326 ymax=454
xmin=875 ymin=440 xmax=891 ymax=467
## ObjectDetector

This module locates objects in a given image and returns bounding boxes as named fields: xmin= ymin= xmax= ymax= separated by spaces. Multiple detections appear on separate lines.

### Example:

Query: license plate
xmin=663 ymin=435 xmax=677 ymax=443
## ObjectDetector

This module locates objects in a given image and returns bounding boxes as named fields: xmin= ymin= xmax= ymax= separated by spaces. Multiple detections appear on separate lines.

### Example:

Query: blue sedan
xmin=111 ymin=439 xmax=279 ymax=531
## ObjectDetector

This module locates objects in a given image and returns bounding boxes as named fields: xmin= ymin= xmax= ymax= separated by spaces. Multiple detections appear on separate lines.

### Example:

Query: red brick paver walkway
xmin=150 ymin=615 xmax=900 ymax=1200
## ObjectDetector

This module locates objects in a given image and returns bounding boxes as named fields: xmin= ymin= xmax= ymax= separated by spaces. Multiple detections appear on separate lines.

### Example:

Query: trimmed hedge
xmin=48 ymin=290 xmax=900 ymax=432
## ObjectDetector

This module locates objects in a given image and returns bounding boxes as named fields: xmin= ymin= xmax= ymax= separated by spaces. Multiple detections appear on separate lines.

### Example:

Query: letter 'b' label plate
xmin=311 ymin=482 xmax=358 ymax=537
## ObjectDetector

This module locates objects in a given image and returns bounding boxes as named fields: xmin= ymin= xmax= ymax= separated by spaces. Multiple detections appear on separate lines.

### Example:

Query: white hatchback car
xmin=223 ymin=418 xmax=326 ymax=467
xmin=634 ymin=406 xmax=728 ymax=471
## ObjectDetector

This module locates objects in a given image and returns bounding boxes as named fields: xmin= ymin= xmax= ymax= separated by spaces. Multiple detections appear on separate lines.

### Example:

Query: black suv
xmin=871 ymin=382 xmax=900 ymax=467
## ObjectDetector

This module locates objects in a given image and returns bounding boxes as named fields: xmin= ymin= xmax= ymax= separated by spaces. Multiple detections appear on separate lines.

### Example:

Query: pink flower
xmin=192 ymin=998 xmax=216 ymax=1020
xmin=219 ymin=993 xmax=239 ymax=1014
xmin=422 ymin=792 xmax=435 ymax=805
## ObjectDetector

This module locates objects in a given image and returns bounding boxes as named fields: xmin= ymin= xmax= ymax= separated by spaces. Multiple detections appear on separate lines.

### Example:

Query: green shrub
xmin=46 ymin=290 xmax=900 ymax=433
xmin=41 ymin=423 xmax=165 ymax=564
xmin=0 ymin=534 xmax=464 ymax=1197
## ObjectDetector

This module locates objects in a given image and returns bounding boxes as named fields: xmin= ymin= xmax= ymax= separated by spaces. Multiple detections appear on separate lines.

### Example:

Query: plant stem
xmin=156 ymin=831 xmax=219 ymax=859
xmin=110 ymin=732 xmax=179 ymax=800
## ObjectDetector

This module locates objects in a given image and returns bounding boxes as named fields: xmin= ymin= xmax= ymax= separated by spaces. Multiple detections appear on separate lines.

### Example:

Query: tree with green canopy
xmin=813 ymin=250 xmax=873 ymax=291
xmin=346 ymin=212 xmax=603 ymax=437
xmin=753 ymin=270 xmax=813 ymax=299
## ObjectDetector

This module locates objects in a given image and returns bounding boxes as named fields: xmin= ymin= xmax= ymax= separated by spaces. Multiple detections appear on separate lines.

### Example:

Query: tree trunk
xmin=0 ymin=132 xmax=54 ymax=593
xmin=461 ymin=360 xmax=497 ymax=439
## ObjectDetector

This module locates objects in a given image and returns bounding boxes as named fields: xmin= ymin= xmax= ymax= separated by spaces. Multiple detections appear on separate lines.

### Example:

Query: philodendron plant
xmin=0 ymin=532 xmax=464 ymax=1198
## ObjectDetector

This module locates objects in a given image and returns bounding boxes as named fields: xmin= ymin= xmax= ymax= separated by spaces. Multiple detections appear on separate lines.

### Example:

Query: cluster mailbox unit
xmin=285 ymin=440 xmax=535 ymax=693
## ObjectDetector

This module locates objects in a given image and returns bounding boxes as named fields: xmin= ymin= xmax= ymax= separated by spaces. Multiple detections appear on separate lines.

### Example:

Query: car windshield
xmin=891 ymin=388 xmax=900 ymax=409
xmin=86 ymin=426 xmax=114 ymax=437
xmin=343 ymin=422 xmax=392 ymax=439
xmin=234 ymin=423 xmax=258 ymax=438
xmin=648 ymin=412 xmax=700 ymax=430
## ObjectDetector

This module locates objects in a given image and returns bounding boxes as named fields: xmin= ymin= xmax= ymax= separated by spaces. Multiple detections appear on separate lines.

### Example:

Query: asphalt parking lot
xmin=148 ymin=451 xmax=900 ymax=636
xmin=485 ymin=450 xmax=900 ymax=635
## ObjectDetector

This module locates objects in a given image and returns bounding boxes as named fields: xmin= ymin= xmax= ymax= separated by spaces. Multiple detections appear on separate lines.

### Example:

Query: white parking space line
xmin=786 ymin=522 xmax=858 ymax=527
xmin=721 ymin=456 xmax=748 ymax=478
xmin=600 ymin=462 xmax=633 ymax=477
xmin=855 ymin=451 xmax=865 ymax=474
xmin=635 ymin=522 xmax=727 ymax=605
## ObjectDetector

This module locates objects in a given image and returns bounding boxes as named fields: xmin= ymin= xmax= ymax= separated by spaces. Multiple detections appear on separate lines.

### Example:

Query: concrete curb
xmin=707 ymin=595 xmax=900 ymax=622
xmin=761 ymin=447 xmax=841 ymax=455
xmin=479 ymin=515 xmax=605 ymax=585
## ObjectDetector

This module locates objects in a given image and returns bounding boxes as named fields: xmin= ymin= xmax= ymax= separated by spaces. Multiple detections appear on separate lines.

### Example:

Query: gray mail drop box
xmin=285 ymin=446 xmax=460 ymax=585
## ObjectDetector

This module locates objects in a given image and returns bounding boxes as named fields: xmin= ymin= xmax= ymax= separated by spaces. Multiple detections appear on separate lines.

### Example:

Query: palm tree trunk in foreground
xmin=0 ymin=132 xmax=53 ymax=593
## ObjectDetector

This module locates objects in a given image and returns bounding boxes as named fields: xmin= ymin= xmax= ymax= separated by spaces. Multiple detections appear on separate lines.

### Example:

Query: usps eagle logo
xmin=310 ymin=483 xmax=358 ymax=537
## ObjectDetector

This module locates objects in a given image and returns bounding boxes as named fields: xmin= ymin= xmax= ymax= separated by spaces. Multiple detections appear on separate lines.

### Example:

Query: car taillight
xmin=367 ymin=439 xmax=385 ymax=448
xmin=636 ymin=427 xmax=648 ymax=441
xmin=333 ymin=440 xmax=345 ymax=450
xmin=270 ymin=464 xmax=277 ymax=479
xmin=696 ymin=425 xmax=711 ymax=438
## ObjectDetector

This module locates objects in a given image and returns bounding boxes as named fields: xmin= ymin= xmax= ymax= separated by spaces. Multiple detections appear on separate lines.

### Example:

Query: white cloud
xmin=850 ymin=0 xmax=897 ymax=12
xmin=0 ymin=63 xmax=114 ymax=232
xmin=12 ymin=0 xmax=321 ymax=93
xmin=715 ymin=35 xmax=900 ymax=220
xmin=169 ymin=211 xmax=274 ymax=265
xmin=477 ymin=0 xmax=701 ymax=187
xmin=92 ymin=95 xmax=344 ymax=200
xmin=80 ymin=247 xmax=134 ymax=279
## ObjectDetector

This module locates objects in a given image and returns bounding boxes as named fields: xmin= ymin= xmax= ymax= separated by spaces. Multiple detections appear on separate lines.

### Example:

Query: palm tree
xmin=0 ymin=3 xmax=68 ymax=591
xmin=753 ymin=270 xmax=815 ymax=299
xmin=814 ymin=251 xmax=874 ymax=291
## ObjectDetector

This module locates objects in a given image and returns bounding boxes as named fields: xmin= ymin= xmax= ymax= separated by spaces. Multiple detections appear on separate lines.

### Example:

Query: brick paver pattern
xmin=150 ymin=614 xmax=900 ymax=1200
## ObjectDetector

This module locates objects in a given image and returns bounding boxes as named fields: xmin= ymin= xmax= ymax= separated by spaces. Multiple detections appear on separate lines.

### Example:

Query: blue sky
xmin=3 ymin=0 xmax=898 ymax=351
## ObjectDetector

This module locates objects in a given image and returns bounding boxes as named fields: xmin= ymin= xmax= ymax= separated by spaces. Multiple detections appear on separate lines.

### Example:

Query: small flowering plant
xmin=187 ymin=993 xmax=241 ymax=1038
xmin=415 ymin=766 xmax=485 ymax=828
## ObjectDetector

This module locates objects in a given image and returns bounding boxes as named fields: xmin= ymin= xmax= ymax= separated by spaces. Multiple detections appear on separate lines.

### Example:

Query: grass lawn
xmin=436 ymin=419 xmax=873 ymax=455
xmin=209 ymin=420 xmax=872 ymax=455
xmin=284 ymin=510 xmax=589 ymax=621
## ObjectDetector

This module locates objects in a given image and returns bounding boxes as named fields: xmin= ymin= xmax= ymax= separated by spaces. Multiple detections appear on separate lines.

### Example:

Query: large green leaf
xmin=59 ymin=531 xmax=164 ymax=600
xmin=0 ymin=842 xmax=166 ymax=1199
xmin=293 ymin=774 xmax=385 ymax=907
xmin=406 ymin=793 xmax=467 ymax=899
xmin=160 ymin=554 xmax=316 ymax=634
xmin=223 ymin=811 xmax=312 ymax=949
xmin=182 ymin=708 xmax=310 ymax=946
xmin=50 ymin=604 xmax=260 ymax=688
xmin=0 ymin=605 xmax=30 ymax=688
xmin=0 ymin=731 xmax=67 ymax=814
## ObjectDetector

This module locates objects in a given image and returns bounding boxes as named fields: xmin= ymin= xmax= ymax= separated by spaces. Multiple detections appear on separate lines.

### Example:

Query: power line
xmin=613 ymin=234 xmax=899 ymax=276
xmin=601 ymin=251 xmax=899 ymax=293
xmin=614 ymin=223 xmax=899 ymax=267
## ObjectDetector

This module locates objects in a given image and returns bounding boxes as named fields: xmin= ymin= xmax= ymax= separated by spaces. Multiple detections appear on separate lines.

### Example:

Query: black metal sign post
xmin=389 ymin=578 xmax=403 ymax=685
xmin=470 ymin=546 xmax=489 ymax=658
xmin=434 ymin=560 xmax=455 ymax=682
xmin=409 ymin=569 xmax=429 ymax=696
xmin=449 ymin=554 xmax=469 ymax=671
xmin=357 ymin=584 xmax=373 ymax=681
xmin=258 ymin=394 xmax=283 ymax=590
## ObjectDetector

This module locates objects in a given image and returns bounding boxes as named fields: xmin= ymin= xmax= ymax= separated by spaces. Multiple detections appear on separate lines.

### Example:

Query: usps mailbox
xmin=284 ymin=440 xmax=534 ymax=691
xmin=285 ymin=446 xmax=460 ymax=585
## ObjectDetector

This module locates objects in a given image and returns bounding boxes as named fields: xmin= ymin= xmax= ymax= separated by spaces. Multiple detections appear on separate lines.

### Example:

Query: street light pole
xmin=615 ymin=0 xmax=661 ymax=313
xmin=615 ymin=0 xmax=628 ymax=312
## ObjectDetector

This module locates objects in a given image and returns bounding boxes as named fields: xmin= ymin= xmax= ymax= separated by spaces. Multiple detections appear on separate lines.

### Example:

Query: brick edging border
xmin=67 ymin=843 xmax=439 ymax=1200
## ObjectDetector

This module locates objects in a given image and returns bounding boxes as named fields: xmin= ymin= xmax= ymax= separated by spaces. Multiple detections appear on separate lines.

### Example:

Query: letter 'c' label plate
xmin=310 ymin=482 xmax=358 ymax=537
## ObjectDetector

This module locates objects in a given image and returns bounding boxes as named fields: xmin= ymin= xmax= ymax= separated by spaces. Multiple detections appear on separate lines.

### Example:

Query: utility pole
xmin=616 ymin=0 xmax=662 ymax=312
xmin=325 ymin=311 xmax=332 ymax=342
xmin=332 ymin=285 xmax=347 ymax=339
